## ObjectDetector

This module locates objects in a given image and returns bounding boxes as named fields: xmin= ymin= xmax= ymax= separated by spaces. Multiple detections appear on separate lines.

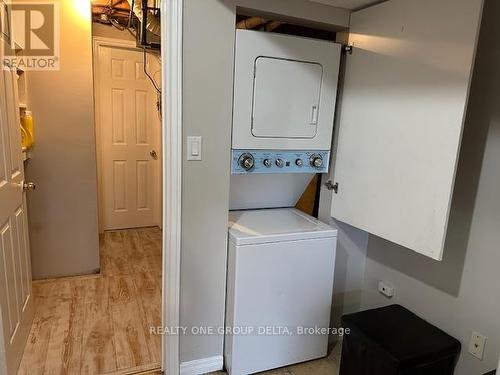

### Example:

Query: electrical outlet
xmin=468 ymin=331 xmax=487 ymax=360
xmin=378 ymin=281 xmax=394 ymax=298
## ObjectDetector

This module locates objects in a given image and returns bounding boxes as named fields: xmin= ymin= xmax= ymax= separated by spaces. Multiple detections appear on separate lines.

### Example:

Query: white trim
xmin=180 ymin=356 xmax=224 ymax=375
xmin=92 ymin=36 xmax=148 ymax=233
xmin=161 ymin=0 xmax=183 ymax=374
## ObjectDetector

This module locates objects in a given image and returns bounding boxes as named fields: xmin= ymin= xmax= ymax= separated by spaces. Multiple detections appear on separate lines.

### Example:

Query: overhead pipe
xmin=236 ymin=17 xmax=283 ymax=32
xmin=126 ymin=0 xmax=161 ymax=36
xmin=236 ymin=17 xmax=266 ymax=30
xmin=266 ymin=21 xmax=283 ymax=32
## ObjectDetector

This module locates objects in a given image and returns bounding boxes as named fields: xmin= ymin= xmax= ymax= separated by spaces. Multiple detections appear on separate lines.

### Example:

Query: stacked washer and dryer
xmin=225 ymin=30 xmax=342 ymax=375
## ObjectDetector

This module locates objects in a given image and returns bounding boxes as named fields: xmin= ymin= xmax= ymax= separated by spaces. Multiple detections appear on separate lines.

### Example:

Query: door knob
xmin=150 ymin=150 xmax=158 ymax=160
xmin=23 ymin=182 xmax=36 ymax=191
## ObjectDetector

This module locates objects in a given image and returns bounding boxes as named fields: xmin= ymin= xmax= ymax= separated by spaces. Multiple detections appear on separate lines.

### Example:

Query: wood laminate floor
xmin=18 ymin=228 xmax=162 ymax=375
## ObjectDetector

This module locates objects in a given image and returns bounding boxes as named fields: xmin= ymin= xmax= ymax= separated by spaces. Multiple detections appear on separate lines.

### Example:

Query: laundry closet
xmin=179 ymin=0 xmax=484 ymax=373
xmin=222 ymin=0 xmax=483 ymax=371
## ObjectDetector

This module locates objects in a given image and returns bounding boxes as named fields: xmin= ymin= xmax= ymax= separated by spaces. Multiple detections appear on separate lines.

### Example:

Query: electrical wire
xmin=127 ymin=0 xmax=135 ymax=28
xmin=143 ymin=48 xmax=161 ymax=94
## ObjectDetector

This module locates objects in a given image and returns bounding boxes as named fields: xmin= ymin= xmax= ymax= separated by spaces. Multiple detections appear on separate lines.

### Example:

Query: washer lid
xmin=228 ymin=208 xmax=337 ymax=246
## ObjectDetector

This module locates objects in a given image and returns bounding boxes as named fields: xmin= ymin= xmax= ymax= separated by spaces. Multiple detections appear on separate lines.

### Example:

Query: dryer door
xmin=232 ymin=30 xmax=341 ymax=151
xmin=252 ymin=57 xmax=322 ymax=139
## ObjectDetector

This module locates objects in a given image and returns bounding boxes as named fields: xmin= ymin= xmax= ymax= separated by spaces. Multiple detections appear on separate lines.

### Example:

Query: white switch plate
xmin=187 ymin=136 xmax=202 ymax=161
xmin=378 ymin=280 xmax=394 ymax=298
xmin=468 ymin=331 xmax=487 ymax=360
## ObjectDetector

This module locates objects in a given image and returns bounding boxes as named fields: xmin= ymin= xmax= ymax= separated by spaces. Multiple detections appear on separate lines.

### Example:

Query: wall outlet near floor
xmin=468 ymin=331 xmax=487 ymax=360
xmin=378 ymin=280 xmax=395 ymax=298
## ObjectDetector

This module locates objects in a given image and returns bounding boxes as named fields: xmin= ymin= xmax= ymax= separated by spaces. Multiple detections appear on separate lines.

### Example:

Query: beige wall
xmin=26 ymin=0 xmax=99 ymax=279
xmin=180 ymin=0 xmax=349 ymax=365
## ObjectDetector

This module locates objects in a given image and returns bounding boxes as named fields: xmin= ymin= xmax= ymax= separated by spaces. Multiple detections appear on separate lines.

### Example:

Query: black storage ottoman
xmin=340 ymin=304 xmax=461 ymax=375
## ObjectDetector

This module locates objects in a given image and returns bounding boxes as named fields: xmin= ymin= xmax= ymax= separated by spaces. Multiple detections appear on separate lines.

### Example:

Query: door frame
xmin=92 ymin=36 xmax=162 ymax=232
xmin=161 ymin=0 xmax=183 ymax=373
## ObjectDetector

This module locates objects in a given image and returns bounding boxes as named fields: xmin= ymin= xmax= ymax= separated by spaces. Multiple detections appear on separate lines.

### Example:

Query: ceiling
xmin=308 ymin=0 xmax=385 ymax=11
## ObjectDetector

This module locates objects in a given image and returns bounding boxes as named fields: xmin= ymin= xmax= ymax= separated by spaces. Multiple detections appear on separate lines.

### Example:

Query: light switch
xmin=187 ymin=136 xmax=202 ymax=161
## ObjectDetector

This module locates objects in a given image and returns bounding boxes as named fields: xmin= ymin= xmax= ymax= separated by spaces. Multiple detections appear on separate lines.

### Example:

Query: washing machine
xmin=225 ymin=208 xmax=337 ymax=375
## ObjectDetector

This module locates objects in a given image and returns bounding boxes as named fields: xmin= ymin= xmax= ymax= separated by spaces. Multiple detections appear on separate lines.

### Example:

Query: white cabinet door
xmin=0 ymin=41 xmax=34 ymax=374
xmin=331 ymin=0 xmax=484 ymax=260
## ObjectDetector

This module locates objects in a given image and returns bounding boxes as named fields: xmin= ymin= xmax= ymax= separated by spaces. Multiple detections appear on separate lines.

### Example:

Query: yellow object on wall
xmin=20 ymin=110 xmax=34 ymax=149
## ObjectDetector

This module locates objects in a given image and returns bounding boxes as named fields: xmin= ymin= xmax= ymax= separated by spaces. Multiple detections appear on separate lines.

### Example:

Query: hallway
xmin=18 ymin=228 xmax=162 ymax=375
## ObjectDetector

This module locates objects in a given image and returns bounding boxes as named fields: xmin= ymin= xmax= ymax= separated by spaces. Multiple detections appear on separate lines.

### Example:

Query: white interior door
xmin=96 ymin=43 xmax=161 ymax=230
xmin=330 ymin=0 xmax=484 ymax=260
xmin=0 ymin=41 xmax=34 ymax=374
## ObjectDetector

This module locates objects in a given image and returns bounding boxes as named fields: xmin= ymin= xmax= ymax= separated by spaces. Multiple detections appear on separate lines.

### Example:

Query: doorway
xmin=12 ymin=2 xmax=164 ymax=374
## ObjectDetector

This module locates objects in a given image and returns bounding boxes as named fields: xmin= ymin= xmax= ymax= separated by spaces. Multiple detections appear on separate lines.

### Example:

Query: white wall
xmin=180 ymin=0 xmax=349 ymax=365
xmin=180 ymin=0 xmax=235 ymax=364
xmin=26 ymin=0 xmax=100 ymax=279
xmin=358 ymin=1 xmax=500 ymax=374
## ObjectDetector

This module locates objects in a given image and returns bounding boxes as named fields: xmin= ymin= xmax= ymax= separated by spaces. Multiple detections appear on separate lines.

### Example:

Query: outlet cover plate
xmin=468 ymin=331 xmax=487 ymax=360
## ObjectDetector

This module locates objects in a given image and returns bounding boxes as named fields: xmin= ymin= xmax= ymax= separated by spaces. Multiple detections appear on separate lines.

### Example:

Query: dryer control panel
xmin=231 ymin=150 xmax=330 ymax=175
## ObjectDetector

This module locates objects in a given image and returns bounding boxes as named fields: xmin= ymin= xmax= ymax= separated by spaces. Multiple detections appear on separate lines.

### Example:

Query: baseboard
xmin=102 ymin=362 xmax=161 ymax=375
xmin=180 ymin=356 xmax=223 ymax=375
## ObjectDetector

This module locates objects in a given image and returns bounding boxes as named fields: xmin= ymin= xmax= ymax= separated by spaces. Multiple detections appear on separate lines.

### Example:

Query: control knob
xmin=295 ymin=159 xmax=303 ymax=167
xmin=263 ymin=159 xmax=272 ymax=168
xmin=238 ymin=153 xmax=255 ymax=171
xmin=309 ymin=154 xmax=323 ymax=168
xmin=275 ymin=159 xmax=284 ymax=168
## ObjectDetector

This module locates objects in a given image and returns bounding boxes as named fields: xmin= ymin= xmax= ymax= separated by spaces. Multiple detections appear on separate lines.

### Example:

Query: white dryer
xmin=229 ymin=30 xmax=341 ymax=210
xmin=232 ymin=30 xmax=341 ymax=153
xmin=225 ymin=208 xmax=337 ymax=375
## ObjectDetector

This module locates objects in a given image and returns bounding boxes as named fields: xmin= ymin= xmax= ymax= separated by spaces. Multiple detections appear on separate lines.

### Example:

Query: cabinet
xmin=330 ymin=0 xmax=484 ymax=260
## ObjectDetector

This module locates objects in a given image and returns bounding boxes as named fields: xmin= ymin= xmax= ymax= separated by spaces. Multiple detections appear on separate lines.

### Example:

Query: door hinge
xmin=333 ymin=182 xmax=339 ymax=194
xmin=324 ymin=180 xmax=339 ymax=194
xmin=343 ymin=45 xmax=353 ymax=55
